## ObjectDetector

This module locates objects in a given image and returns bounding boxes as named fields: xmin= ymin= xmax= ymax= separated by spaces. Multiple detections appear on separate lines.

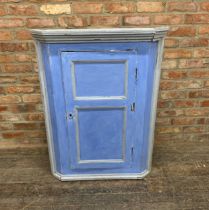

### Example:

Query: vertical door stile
xmin=131 ymin=50 xmax=139 ymax=163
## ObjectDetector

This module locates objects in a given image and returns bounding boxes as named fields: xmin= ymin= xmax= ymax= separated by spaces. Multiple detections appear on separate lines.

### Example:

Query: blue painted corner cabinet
xmin=31 ymin=27 xmax=168 ymax=181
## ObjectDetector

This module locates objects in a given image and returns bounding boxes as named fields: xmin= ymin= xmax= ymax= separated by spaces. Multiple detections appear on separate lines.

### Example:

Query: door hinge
xmin=131 ymin=146 xmax=134 ymax=162
xmin=135 ymin=68 xmax=138 ymax=80
xmin=131 ymin=102 xmax=135 ymax=112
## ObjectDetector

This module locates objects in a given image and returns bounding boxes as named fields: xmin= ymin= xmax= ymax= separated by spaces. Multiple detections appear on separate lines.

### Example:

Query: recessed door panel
xmin=77 ymin=107 xmax=126 ymax=162
xmin=72 ymin=60 xmax=127 ymax=99
xmin=61 ymin=51 xmax=137 ymax=170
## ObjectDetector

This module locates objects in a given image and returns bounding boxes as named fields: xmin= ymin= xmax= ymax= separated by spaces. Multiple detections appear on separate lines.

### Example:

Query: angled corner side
xmin=34 ymin=40 xmax=57 ymax=176
xmin=147 ymin=37 xmax=166 ymax=173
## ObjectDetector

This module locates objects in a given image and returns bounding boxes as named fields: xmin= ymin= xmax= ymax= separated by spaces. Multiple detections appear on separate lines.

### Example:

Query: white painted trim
xmin=78 ymin=159 xmax=124 ymax=164
xmin=53 ymin=169 xmax=150 ymax=181
xmin=74 ymin=96 xmax=127 ymax=100
xmin=31 ymin=27 xmax=168 ymax=43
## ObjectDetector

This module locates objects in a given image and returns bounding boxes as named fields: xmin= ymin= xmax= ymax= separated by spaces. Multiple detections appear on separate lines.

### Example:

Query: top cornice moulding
xmin=31 ymin=27 xmax=169 ymax=43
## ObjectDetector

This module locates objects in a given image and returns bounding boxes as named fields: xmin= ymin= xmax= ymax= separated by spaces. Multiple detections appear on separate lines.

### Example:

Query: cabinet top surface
xmin=31 ymin=27 xmax=169 ymax=43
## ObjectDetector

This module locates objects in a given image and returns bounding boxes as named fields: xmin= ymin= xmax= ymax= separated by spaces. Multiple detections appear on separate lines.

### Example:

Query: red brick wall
xmin=0 ymin=0 xmax=209 ymax=148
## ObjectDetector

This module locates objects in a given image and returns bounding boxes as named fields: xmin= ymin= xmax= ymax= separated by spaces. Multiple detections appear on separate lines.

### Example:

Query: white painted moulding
xmin=31 ymin=27 xmax=169 ymax=43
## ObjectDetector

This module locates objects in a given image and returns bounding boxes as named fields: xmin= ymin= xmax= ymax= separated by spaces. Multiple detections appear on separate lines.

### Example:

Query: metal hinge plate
xmin=135 ymin=68 xmax=138 ymax=80
xmin=131 ymin=102 xmax=135 ymax=112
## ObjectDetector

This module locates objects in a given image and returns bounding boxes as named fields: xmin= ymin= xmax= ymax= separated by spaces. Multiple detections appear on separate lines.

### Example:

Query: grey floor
xmin=0 ymin=137 xmax=209 ymax=210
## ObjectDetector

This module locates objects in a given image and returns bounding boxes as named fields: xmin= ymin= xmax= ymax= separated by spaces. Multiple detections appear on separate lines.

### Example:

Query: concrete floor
xmin=0 ymin=137 xmax=209 ymax=210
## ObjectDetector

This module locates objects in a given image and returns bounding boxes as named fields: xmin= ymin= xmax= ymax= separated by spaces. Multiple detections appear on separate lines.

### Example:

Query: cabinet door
xmin=61 ymin=51 xmax=137 ymax=170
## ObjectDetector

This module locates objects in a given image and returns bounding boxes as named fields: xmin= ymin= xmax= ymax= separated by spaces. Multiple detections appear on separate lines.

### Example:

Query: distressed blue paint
xmin=61 ymin=51 xmax=136 ymax=170
xmin=71 ymin=58 xmax=126 ymax=98
xmin=41 ymin=43 xmax=61 ymax=172
xmin=78 ymin=108 xmax=124 ymax=160
xmin=141 ymin=42 xmax=158 ymax=171
xmin=41 ymin=42 xmax=158 ymax=175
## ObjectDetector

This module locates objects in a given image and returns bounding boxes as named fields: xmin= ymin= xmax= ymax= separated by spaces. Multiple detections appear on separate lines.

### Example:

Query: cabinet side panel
xmin=141 ymin=41 xmax=158 ymax=172
xmin=147 ymin=39 xmax=165 ymax=172
xmin=37 ymin=42 xmax=61 ymax=173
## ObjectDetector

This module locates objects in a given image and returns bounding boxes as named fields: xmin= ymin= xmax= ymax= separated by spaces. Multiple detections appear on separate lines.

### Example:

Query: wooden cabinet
xmin=32 ymin=27 xmax=168 ymax=181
